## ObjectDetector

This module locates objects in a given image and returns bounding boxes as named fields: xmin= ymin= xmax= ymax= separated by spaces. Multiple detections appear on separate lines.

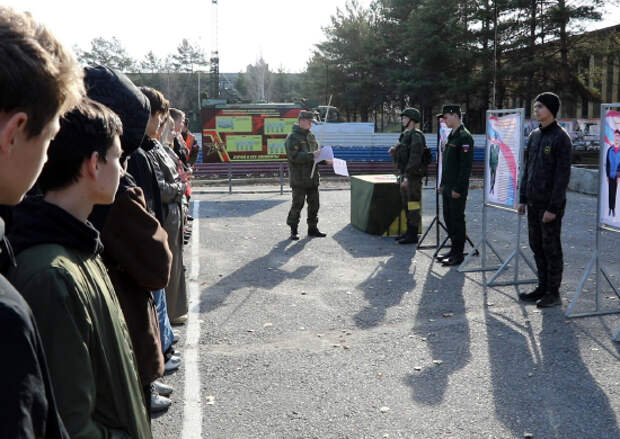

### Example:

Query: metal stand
xmin=486 ymin=213 xmax=537 ymax=286
xmin=565 ymin=104 xmax=620 ymax=329
xmin=279 ymin=163 xmax=284 ymax=195
xmin=566 ymin=228 xmax=620 ymax=320
xmin=457 ymin=202 xmax=504 ymax=273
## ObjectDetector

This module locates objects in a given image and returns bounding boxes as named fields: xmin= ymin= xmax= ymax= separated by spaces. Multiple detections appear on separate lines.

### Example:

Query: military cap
xmin=298 ymin=110 xmax=317 ymax=121
xmin=437 ymin=105 xmax=461 ymax=118
xmin=400 ymin=107 xmax=421 ymax=123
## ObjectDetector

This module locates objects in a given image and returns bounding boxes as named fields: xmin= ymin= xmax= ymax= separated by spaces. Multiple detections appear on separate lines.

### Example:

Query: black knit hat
xmin=535 ymin=92 xmax=560 ymax=118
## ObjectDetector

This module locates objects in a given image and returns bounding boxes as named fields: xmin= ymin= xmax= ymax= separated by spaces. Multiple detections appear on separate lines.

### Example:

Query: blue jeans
xmin=153 ymin=288 xmax=174 ymax=353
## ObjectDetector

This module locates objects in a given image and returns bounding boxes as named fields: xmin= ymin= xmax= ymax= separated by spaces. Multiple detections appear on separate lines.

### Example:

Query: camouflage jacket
xmin=393 ymin=128 xmax=426 ymax=179
xmin=286 ymin=124 xmax=320 ymax=188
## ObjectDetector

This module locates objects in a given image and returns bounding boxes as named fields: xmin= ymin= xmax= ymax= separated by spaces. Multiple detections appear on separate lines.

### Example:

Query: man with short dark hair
xmin=0 ymin=7 xmax=84 ymax=438
xmin=518 ymin=92 xmax=572 ymax=308
xmin=437 ymin=105 xmax=474 ymax=266
xmin=8 ymin=99 xmax=153 ymax=438
xmin=285 ymin=110 xmax=332 ymax=240
xmin=606 ymin=129 xmax=620 ymax=217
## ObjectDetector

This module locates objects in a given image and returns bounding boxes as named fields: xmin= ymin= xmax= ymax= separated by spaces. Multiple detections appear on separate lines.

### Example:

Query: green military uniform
xmin=439 ymin=117 xmax=474 ymax=257
xmin=394 ymin=126 xmax=426 ymax=237
xmin=489 ymin=141 xmax=500 ymax=194
xmin=286 ymin=115 xmax=322 ymax=235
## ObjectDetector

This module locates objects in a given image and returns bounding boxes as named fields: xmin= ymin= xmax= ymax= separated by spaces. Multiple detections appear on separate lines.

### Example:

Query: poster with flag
xmin=437 ymin=118 xmax=451 ymax=189
xmin=600 ymin=108 xmax=620 ymax=231
xmin=485 ymin=112 xmax=522 ymax=210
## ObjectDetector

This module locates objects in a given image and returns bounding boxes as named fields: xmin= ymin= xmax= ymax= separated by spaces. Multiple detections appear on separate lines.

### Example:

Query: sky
xmin=5 ymin=0 xmax=620 ymax=73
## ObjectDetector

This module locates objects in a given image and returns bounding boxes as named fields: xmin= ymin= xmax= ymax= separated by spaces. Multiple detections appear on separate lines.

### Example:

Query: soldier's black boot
xmin=442 ymin=244 xmax=464 ymax=266
xmin=518 ymin=286 xmax=546 ymax=303
xmin=290 ymin=225 xmax=299 ymax=240
xmin=536 ymin=290 xmax=562 ymax=308
xmin=397 ymin=230 xmax=418 ymax=244
xmin=308 ymin=226 xmax=326 ymax=237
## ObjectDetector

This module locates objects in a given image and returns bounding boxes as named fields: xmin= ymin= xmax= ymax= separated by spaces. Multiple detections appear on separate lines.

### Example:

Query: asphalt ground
xmin=152 ymin=184 xmax=620 ymax=439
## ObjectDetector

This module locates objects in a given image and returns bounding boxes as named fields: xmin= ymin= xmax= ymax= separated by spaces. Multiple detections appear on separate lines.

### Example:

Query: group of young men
xmin=0 ymin=7 xmax=198 ymax=438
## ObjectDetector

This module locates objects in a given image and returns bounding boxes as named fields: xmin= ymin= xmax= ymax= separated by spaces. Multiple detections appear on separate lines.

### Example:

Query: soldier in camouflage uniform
xmin=437 ymin=105 xmax=474 ymax=266
xmin=389 ymin=108 xmax=427 ymax=244
xmin=518 ymin=92 xmax=572 ymax=308
xmin=285 ymin=111 xmax=332 ymax=240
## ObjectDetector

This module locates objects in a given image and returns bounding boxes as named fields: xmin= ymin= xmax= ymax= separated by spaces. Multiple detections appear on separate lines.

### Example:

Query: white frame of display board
xmin=459 ymin=108 xmax=537 ymax=287
xmin=566 ymin=104 xmax=620 ymax=334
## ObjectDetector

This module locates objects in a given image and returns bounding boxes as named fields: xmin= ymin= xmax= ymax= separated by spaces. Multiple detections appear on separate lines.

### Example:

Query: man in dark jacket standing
xmin=437 ymin=105 xmax=475 ymax=266
xmin=389 ymin=108 xmax=427 ymax=244
xmin=286 ymin=111 xmax=332 ymax=240
xmin=518 ymin=92 xmax=572 ymax=308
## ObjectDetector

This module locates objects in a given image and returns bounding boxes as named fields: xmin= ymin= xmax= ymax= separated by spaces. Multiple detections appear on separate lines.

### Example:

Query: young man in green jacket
xmin=0 ymin=7 xmax=84 ymax=438
xmin=9 ymin=99 xmax=152 ymax=439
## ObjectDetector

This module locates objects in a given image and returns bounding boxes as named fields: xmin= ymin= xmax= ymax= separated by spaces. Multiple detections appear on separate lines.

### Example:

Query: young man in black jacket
xmin=518 ymin=92 xmax=572 ymax=308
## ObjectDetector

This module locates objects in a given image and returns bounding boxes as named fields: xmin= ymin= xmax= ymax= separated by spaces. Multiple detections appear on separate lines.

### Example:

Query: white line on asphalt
xmin=182 ymin=200 xmax=203 ymax=439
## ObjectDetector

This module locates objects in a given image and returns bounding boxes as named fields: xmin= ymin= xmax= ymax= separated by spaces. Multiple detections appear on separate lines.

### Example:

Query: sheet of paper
xmin=315 ymin=145 xmax=334 ymax=163
xmin=332 ymin=158 xmax=349 ymax=176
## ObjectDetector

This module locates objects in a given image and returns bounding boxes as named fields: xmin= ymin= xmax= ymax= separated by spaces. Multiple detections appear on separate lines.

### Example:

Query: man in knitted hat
xmin=518 ymin=92 xmax=572 ymax=308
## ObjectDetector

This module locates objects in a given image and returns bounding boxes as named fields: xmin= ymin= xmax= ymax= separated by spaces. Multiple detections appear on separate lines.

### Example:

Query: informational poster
xmin=264 ymin=118 xmax=296 ymax=135
xmin=600 ymin=108 xmax=620 ymax=231
xmin=485 ymin=112 xmax=522 ymax=210
xmin=267 ymin=138 xmax=286 ymax=155
xmin=226 ymin=135 xmax=262 ymax=152
xmin=216 ymin=116 xmax=252 ymax=132
xmin=437 ymin=119 xmax=451 ymax=188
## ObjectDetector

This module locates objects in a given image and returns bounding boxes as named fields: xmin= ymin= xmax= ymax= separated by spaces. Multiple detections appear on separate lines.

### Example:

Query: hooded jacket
xmin=85 ymin=66 xmax=171 ymax=388
xmin=8 ymin=198 xmax=152 ymax=439
xmin=0 ymin=217 xmax=69 ymax=439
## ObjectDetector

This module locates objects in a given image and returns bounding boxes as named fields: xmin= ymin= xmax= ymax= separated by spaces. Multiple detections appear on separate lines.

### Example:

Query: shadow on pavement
xmin=200 ymin=238 xmax=315 ymax=313
xmin=485 ymin=283 xmax=620 ymax=438
xmin=332 ymin=224 xmax=409 ymax=258
xmin=353 ymin=253 xmax=416 ymax=329
xmin=195 ymin=199 xmax=286 ymax=219
xmin=405 ymin=263 xmax=470 ymax=405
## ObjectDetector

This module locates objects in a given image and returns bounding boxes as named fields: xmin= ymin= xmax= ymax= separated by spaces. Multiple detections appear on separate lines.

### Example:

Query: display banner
xmin=264 ymin=118 xmax=296 ymax=135
xmin=485 ymin=112 xmax=522 ymax=210
xmin=437 ymin=119 xmax=451 ymax=188
xmin=226 ymin=135 xmax=262 ymax=152
xmin=267 ymin=138 xmax=286 ymax=155
xmin=216 ymin=116 xmax=252 ymax=132
xmin=600 ymin=109 xmax=620 ymax=231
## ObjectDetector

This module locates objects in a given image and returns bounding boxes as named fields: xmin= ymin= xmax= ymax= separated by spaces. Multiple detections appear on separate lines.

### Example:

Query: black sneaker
xmin=308 ymin=227 xmax=327 ymax=238
xmin=536 ymin=293 xmax=562 ymax=308
xmin=518 ymin=287 xmax=546 ymax=303
xmin=394 ymin=234 xmax=406 ymax=241
xmin=435 ymin=251 xmax=453 ymax=262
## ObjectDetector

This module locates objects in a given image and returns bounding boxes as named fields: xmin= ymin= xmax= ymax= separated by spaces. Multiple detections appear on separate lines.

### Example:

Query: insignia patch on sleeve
xmin=462 ymin=144 xmax=470 ymax=152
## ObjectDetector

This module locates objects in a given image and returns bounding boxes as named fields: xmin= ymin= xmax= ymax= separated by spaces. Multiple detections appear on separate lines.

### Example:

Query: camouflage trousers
xmin=400 ymin=177 xmax=422 ymax=234
xmin=287 ymin=186 xmax=319 ymax=227
xmin=527 ymin=202 xmax=565 ymax=293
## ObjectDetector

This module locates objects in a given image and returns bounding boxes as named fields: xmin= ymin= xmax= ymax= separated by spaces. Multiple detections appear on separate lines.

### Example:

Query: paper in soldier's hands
xmin=314 ymin=146 xmax=334 ymax=163
xmin=332 ymin=158 xmax=349 ymax=176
